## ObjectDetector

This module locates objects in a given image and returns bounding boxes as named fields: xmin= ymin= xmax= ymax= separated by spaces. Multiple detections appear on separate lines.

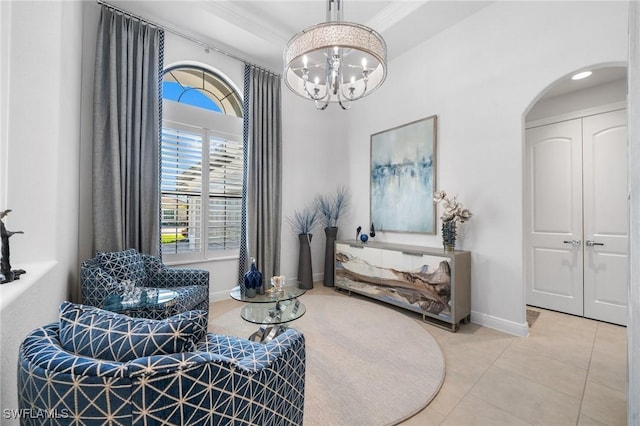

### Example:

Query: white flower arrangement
xmin=433 ymin=190 xmax=472 ymax=223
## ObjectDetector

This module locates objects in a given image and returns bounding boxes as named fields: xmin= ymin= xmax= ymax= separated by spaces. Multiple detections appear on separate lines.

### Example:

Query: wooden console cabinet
xmin=335 ymin=240 xmax=471 ymax=331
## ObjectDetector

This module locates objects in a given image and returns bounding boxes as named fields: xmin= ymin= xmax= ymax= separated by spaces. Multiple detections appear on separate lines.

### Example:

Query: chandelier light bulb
xmin=362 ymin=57 xmax=367 ymax=69
xmin=314 ymin=76 xmax=320 ymax=85
xmin=302 ymin=55 xmax=308 ymax=68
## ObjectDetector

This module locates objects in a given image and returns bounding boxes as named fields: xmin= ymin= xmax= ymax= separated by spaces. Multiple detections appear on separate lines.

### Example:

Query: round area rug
xmin=210 ymin=293 xmax=445 ymax=426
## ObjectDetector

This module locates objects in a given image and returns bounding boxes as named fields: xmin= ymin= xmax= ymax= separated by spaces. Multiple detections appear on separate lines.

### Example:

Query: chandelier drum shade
xmin=283 ymin=0 xmax=387 ymax=110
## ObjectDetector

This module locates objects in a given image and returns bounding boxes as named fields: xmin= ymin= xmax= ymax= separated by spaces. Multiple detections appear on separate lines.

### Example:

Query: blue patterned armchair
xmin=81 ymin=248 xmax=209 ymax=319
xmin=18 ymin=302 xmax=306 ymax=425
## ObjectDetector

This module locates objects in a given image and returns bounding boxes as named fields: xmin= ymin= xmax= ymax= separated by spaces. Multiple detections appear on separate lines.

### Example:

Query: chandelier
xmin=283 ymin=0 xmax=387 ymax=110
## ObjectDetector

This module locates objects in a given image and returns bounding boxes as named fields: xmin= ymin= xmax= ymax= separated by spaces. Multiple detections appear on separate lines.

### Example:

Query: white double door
xmin=525 ymin=109 xmax=628 ymax=326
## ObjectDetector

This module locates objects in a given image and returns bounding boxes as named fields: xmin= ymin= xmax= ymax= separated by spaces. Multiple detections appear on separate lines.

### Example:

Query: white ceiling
xmin=108 ymin=0 xmax=493 ymax=72
xmin=540 ymin=66 xmax=627 ymax=100
xmin=107 ymin=1 xmax=626 ymax=98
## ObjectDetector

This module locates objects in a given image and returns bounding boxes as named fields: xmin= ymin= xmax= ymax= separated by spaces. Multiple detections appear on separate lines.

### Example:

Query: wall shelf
xmin=0 ymin=260 xmax=58 ymax=312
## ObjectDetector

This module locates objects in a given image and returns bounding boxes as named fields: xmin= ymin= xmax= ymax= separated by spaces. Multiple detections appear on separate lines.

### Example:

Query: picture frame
xmin=370 ymin=115 xmax=437 ymax=234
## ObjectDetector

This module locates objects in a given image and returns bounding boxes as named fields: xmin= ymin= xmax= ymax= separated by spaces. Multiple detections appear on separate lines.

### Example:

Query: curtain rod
xmin=96 ymin=0 xmax=281 ymax=77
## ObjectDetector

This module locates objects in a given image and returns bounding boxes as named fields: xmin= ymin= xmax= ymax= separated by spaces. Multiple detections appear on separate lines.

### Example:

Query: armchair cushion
xmin=58 ymin=301 xmax=207 ymax=362
xmin=96 ymin=248 xmax=147 ymax=286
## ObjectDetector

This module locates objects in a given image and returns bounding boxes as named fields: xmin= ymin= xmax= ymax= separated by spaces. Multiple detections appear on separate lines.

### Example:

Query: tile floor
xmin=315 ymin=286 xmax=627 ymax=426
xmin=401 ymin=305 xmax=628 ymax=426
xmin=212 ymin=285 xmax=628 ymax=426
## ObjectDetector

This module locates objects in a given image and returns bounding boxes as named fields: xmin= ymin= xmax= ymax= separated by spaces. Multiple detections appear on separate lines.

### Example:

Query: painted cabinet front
xmin=335 ymin=240 xmax=471 ymax=331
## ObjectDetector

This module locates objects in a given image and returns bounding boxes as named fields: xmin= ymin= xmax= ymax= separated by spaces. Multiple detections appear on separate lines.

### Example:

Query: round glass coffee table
xmin=230 ymin=285 xmax=306 ymax=343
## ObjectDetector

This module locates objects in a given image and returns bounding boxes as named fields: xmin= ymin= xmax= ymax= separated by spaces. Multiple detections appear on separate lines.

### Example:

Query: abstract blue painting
xmin=370 ymin=116 xmax=437 ymax=234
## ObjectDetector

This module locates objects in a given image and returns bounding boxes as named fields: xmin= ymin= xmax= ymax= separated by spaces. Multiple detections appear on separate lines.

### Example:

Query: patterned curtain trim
xmin=158 ymin=31 xmax=164 ymax=258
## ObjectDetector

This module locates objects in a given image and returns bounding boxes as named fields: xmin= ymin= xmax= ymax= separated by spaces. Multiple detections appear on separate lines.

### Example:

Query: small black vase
xmin=298 ymin=233 xmax=313 ymax=289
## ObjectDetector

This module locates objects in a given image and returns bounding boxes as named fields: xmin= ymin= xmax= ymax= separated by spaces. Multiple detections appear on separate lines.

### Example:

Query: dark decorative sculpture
xmin=356 ymin=226 xmax=362 ymax=241
xmin=1 ymin=209 xmax=25 ymax=284
xmin=369 ymin=223 xmax=376 ymax=238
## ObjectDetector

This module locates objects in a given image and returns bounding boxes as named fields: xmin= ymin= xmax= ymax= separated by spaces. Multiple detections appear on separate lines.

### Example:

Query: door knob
xmin=563 ymin=240 xmax=582 ymax=246
xmin=586 ymin=240 xmax=604 ymax=247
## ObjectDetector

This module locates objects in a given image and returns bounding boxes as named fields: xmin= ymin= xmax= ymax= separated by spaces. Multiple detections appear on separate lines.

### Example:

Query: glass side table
xmin=103 ymin=288 xmax=178 ymax=314
xmin=230 ymin=285 xmax=306 ymax=343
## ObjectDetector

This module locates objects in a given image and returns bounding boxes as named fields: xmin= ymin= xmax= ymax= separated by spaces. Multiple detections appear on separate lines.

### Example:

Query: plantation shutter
xmin=161 ymin=126 xmax=203 ymax=254
xmin=208 ymin=136 xmax=243 ymax=250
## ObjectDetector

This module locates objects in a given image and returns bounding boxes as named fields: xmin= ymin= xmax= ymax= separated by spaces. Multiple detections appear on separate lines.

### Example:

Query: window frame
xmin=163 ymin=64 xmax=243 ymax=116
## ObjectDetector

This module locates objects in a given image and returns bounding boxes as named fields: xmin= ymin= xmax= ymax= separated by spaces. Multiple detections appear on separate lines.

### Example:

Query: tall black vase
xmin=298 ymin=233 xmax=314 ymax=289
xmin=323 ymin=227 xmax=338 ymax=287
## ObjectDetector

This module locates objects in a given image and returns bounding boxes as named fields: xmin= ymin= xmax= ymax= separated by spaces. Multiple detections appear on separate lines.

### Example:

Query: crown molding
xmin=366 ymin=1 xmax=427 ymax=33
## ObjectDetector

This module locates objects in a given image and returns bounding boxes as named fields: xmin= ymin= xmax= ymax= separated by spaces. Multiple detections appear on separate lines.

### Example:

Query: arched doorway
xmin=523 ymin=65 xmax=628 ymax=326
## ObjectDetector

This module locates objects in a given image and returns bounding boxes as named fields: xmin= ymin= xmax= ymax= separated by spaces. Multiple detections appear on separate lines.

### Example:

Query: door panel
xmin=532 ymin=247 xmax=580 ymax=297
xmin=532 ymin=138 xmax=576 ymax=233
xmin=525 ymin=119 xmax=584 ymax=316
xmin=583 ymin=109 xmax=628 ymax=325
xmin=587 ymin=251 xmax=628 ymax=305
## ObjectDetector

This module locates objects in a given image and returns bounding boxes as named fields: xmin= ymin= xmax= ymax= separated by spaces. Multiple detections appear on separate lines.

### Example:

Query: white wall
xmin=344 ymin=1 xmax=629 ymax=335
xmin=0 ymin=1 xmax=8 ymax=209
xmin=527 ymin=77 xmax=627 ymax=123
xmin=0 ymin=1 xmax=83 ymax=421
xmin=280 ymin=91 xmax=351 ymax=284
xmin=628 ymin=4 xmax=640 ymax=422
xmin=77 ymin=1 xmax=99 ymax=299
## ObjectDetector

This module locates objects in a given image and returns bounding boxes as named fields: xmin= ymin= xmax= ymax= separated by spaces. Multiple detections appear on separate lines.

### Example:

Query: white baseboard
xmin=210 ymin=288 xmax=236 ymax=303
xmin=471 ymin=310 xmax=529 ymax=337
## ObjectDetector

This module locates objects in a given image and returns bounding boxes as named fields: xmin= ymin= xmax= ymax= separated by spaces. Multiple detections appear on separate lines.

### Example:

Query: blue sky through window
xmin=163 ymin=81 xmax=222 ymax=113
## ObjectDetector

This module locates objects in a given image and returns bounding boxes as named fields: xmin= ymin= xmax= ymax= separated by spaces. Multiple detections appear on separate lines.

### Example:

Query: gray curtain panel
xmin=238 ymin=65 xmax=283 ymax=284
xmin=92 ymin=6 xmax=162 ymax=256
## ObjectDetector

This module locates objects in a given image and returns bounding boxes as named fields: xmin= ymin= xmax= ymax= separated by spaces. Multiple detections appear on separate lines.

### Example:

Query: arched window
xmin=163 ymin=65 xmax=242 ymax=116
xmin=161 ymin=65 xmax=243 ymax=260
